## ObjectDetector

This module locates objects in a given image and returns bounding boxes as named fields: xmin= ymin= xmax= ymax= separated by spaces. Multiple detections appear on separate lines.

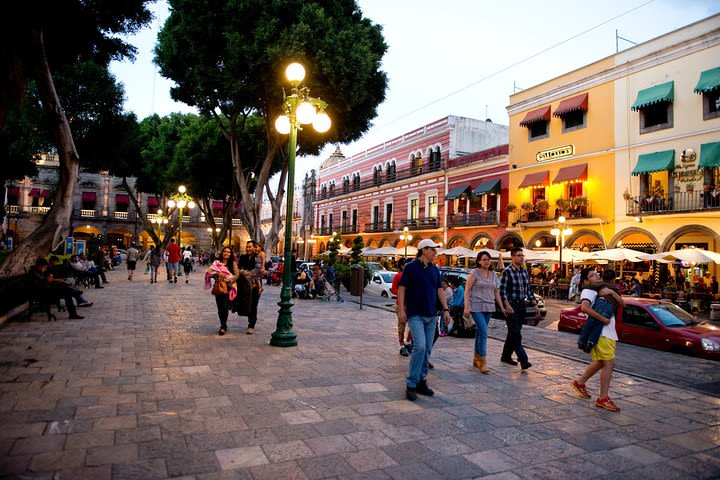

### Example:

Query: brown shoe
xmin=246 ymin=328 xmax=254 ymax=335
xmin=473 ymin=352 xmax=482 ymax=369
xmin=478 ymin=355 xmax=490 ymax=374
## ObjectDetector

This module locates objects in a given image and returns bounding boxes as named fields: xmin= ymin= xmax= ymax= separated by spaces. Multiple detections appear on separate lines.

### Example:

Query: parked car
xmin=364 ymin=270 xmax=398 ymax=298
xmin=558 ymin=298 xmax=720 ymax=360
xmin=366 ymin=262 xmax=386 ymax=273
xmin=437 ymin=267 xmax=546 ymax=326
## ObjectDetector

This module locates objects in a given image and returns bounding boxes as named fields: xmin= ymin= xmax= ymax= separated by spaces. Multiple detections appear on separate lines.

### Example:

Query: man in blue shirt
xmin=398 ymin=239 xmax=452 ymax=401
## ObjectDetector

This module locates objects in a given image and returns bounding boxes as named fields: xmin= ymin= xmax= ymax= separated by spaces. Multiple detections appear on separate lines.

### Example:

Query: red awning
xmin=552 ymin=164 xmax=588 ymax=184
xmin=212 ymin=201 xmax=224 ymax=210
xmin=518 ymin=171 xmax=550 ymax=189
xmin=553 ymin=93 xmax=589 ymax=117
xmin=8 ymin=187 xmax=20 ymax=197
xmin=28 ymin=188 xmax=40 ymax=197
xmin=81 ymin=191 xmax=96 ymax=202
xmin=519 ymin=106 xmax=551 ymax=127
xmin=40 ymin=189 xmax=51 ymax=198
xmin=147 ymin=197 xmax=158 ymax=208
xmin=115 ymin=194 xmax=129 ymax=205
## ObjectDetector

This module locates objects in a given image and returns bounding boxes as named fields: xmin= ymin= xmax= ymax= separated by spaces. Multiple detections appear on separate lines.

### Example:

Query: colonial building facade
xmin=313 ymin=116 xmax=510 ymax=254
xmin=506 ymin=14 xmax=720 ymax=276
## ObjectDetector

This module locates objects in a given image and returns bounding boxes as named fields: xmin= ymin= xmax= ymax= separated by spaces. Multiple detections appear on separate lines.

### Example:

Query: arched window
xmin=429 ymin=146 xmax=442 ymax=170
xmin=329 ymin=182 xmax=335 ymax=195
xmin=343 ymin=177 xmax=350 ymax=193
xmin=321 ymin=184 xmax=327 ymax=197
xmin=386 ymin=161 xmax=396 ymax=181
xmin=352 ymin=173 xmax=360 ymax=190
xmin=412 ymin=154 xmax=422 ymax=174
xmin=373 ymin=166 xmax=382 ymax=185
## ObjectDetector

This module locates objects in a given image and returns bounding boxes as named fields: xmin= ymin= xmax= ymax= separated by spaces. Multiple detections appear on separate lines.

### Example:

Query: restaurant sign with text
xmin=536 ymin=145 xmax=574 ymax=163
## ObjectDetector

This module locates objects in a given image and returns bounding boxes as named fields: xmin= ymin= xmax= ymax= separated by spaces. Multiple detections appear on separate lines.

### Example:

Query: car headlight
xmin=701 ymin=338 xmax=720 ymax=351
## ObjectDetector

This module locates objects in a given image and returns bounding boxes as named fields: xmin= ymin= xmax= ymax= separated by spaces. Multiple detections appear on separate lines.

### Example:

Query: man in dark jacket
xmin=30 ymin=259 xmax=84 ymax=319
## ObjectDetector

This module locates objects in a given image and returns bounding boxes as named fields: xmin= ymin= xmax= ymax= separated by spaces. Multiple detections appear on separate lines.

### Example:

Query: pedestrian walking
xmin=571 ymin=268 xmax=624 ymax=411
xmin=464 ymin=250 xmax=505 ymax=373
xmin=397 ymin=239 xmax=451 ymax=401
xmin=182 ymin=247 xmax=193 ymax=284
xmin=205 ymin=246 xmax=238 ymax=336
xmin=499 ymin=247 xmax=539 ymax=370
xmin=166 ymin=238 xmax=180 ymax=283
xmin=148 ymin=245 xmax=161 ymax=284
xmin=237 ymin=241 xmax=261 ymax=334
xmin=126 ymin=243 xmax=139 ymax=281
xmin=391 ymin=258 xmax=412 ymax=357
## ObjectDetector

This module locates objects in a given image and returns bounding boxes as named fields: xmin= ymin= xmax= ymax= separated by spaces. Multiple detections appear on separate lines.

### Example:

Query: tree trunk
xmin=0 ymin=28 xmax=78 ymax=276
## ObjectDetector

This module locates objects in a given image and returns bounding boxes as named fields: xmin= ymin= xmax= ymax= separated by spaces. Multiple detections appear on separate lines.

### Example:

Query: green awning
xmin=445 ymin=185 xmax=471 ymax=200
xmin=699 ymin=142 xmax=720 ymax=168
xmin=632 ymin=150 xmax=675 ymax=176
xmin=471 ymin=179 xmax=501 ymax=196
xmin=694 ymin=67 xmax=720 ymax=94
xmin=631 ymin=81 xmax=674 ymax=111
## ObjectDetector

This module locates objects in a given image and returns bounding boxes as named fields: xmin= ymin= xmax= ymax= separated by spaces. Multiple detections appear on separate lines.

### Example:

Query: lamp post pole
xmin=167 ymin=186 xmax=195 ymax=249
xmin=400 ymin=227 xmax=412 ymax=258
xmin=551 ymin=216 xmax=572 ymax=278
xmin=271 ymin=62 xmax=331 ymax=348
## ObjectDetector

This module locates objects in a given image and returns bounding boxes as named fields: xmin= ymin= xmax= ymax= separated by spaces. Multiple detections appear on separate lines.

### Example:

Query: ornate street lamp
xmin=207 ymin=226 xmax=221 ymax=249
xmin=167 ymin=185 xmax=196 ymax=247
xmin=551 ymin=215 xmax=572 ymax=278
xmin=399 ymin=227 xmax=413 ymax=257
xmin=271 ymin=62 xmax=331 ymax=348
xmin=306 ymin=233 xmax=316 ymax=261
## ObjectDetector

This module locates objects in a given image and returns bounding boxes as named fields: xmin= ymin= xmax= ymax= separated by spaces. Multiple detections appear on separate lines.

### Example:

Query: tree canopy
xmin=154 ymin=0 xmax=388 ymax=251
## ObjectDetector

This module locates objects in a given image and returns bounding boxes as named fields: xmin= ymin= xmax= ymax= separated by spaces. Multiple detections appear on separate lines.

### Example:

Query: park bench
xmin=0 ymin=273 xmax=59 ymax=322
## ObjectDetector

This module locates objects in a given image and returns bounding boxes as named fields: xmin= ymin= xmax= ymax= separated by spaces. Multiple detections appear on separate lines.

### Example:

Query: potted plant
xmin=686 ymin=183 xmax=694 ymax=193
xmin=520 ymin=201 xmax=534 ymax=222
xmin=622 ymin=189 xmax=631 ymax=201
xmin=506 ymin=203 xmax=517 ymax=214
xmin=572 ymin=196 xmax=588 ymax=207
xmin=535 ymin=199 xmax=550 ymax=212
xmin=555 ymin=197 xmax=570 ymax=212
xmin=673 ymin=185 xmax=681 ymax=194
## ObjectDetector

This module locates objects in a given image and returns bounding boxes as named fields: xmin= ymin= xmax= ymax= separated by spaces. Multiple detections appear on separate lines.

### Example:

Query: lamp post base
xmin=270 ymin=288 xmax=298 ymax=347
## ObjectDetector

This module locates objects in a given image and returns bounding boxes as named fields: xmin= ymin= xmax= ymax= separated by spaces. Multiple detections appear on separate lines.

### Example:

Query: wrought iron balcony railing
xmin=339 ymin=224 xmax=359 ymax=235
xmin=626 ymin=191 xmax=719 ymax=216
xmin=364 ymin=221 xmax=395 ymax=233
xmin=401 ymin=217 xmax=439 ymax=230
xmin=448 ymin=211 xmax=498 ymax=227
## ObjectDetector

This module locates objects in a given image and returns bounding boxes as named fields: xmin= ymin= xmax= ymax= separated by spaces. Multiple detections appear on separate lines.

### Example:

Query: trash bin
xmin=349 ymin=265 xmax=364 ymax=297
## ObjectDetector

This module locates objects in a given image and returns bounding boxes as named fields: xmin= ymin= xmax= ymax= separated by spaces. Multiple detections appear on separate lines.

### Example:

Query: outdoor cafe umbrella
xmin=589 ymin=247 xmax=647 ymax=276
xmin=439 ymin=246 xmax=477 ymax=257
xmin=319 ymin=245 xmax=351 ymax=255
xmin=642 ymin=248 xmax=720 ymax=264
xmin=363 ymin=245 xmax=404 ymax=257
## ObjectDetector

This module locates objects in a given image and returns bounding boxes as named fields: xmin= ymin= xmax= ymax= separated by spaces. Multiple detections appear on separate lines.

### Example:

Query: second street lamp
xmin=271 ymin=62 xmax=331 ymax=348
xmin=551 ymin=215 xmax=573 ymax=278
xmin=167 ymin=185 xmax=196 ymax=247
xmin=399 ymin=227 xmax=413 ymax=257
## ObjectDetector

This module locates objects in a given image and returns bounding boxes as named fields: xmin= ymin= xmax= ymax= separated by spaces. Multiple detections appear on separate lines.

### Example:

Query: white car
xmin=364 ymin=270 xmax=398 ymax=298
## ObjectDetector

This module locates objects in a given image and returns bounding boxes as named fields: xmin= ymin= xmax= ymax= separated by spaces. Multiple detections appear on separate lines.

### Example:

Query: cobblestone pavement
xmin=1 ymin=267 xmax=719 ymax=479
xmin=354 ymin=294 xmax=720 ymax=396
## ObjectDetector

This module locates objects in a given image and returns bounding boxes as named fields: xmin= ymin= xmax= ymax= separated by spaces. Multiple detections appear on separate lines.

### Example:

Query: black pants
xmin=215 ymin=294 xmax=230 ymax=329
xmin=501 ymin=301 xmax=529 ymax=364
xmin=45 ymin=288 xmax=78 ymax=316
xmin=248 ymin=288 xmax=260 ymax=329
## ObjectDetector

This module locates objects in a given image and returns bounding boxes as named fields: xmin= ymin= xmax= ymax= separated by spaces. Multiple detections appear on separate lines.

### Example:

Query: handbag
xmin=211 ymin=280 xmax=228 ymax=296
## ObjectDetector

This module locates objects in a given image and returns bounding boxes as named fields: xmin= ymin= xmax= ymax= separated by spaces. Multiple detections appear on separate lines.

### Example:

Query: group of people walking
xmin=205 ymin=240 xmax=266 ymax=336
xmin=397 ymin=245 xmax=623 ymax=411
xmin=141 ymin=238 xmax=195 ymax=284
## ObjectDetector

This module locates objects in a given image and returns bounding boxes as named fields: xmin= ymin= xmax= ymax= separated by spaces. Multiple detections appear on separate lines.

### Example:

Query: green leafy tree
xmin=154 ymin=0 xmax=387 ymax=253
xmin=350 ymin=235 xmax=363 ymax=265
xmin=327 ymin=233 xmax=342 ymax=267
xmin=0 ymin=0 xmax=153 ymax=275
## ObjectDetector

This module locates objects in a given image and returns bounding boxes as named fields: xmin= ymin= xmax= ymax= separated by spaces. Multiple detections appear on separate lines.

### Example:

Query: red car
xmin=558 ymin=298 xmax=720 ymax=360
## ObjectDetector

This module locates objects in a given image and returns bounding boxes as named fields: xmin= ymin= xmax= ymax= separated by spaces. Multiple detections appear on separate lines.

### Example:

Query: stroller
xmin=320 ymin=277 xmax=344 ymax=302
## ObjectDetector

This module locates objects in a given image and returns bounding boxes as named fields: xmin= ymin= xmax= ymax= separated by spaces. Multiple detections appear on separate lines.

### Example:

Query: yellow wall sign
xmin=536 ymin=145 xmax=574 ymax=163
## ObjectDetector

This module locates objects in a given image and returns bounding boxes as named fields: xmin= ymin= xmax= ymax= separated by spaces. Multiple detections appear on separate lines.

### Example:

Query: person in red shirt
xmin=391 ymin=258 xmax=412 ymax=356
xmin=165 ymin=238 xmax=181 ymax=283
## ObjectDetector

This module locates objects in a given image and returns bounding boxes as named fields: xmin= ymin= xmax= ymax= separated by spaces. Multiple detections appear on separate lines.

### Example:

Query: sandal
xmin=218 ymin=328 xmax=226 ymax=336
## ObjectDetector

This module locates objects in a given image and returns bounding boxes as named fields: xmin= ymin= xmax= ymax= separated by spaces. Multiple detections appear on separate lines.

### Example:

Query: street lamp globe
xmin=163 ymin=219 xmax=168 ymax=224
xmin=215 ymin=227 xmax=220 ymax=233
xmin=296 ymin=101 xmax=317 ymax=124
xmin=313 ymin=111 xmax=331 ymax=133
xmin=558 ymin=215 xmax=566 ymax=223
xmin=167 ymin=199 xmax=176 ymax=208
xmin=551 ymin=228 xmax=560 ymax=236
xmin=285 ymin=62 xmax=305 ymax=84
xmin=187 ymin=201 xmax=196 ymax=209
xmin=178 ymin=185 xmax=186 ymax=194
xmin=275 ymin=115 xmax=291 ymax=135
xmin=157 ymin=209 xmax=162 ymax=215
xmin=177 ymin=199 xmax=187 ymax=209
xmin=207 ymin=228 xmax=212 ymax=233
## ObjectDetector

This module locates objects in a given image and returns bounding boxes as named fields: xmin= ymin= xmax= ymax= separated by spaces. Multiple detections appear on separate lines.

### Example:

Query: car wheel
xmin=381 ymin=291 xmax=388 ymax=298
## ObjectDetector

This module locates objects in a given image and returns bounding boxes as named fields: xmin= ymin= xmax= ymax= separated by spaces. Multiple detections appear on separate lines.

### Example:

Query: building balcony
xmin=6 ymin=205 xmax=19 ymax=214
xmin=626 ymin=191 xmax=720 ymax=216
xmin=30 ymin=206 xmax=51 ymax=215
xmin=401 ymin=217 xmax=439 ymax=230
xmin=182 ymin=215 xmax=191 ymax=223
xmin=364 ymin=221 xmax=395 ymax=233
xmin=80 ymin=209 xmax=96 ymax=218
xmin=448 ymin=211 xmax=498 ymax=227
xmin=232 ymin=219 xmax=242 ymax=226
xmin=317 ymin=227 xmax=334 ymax=236
xmin=317 ymin=156 xmax=447 ymax=201
xmin=339 ymin=224 xmax=359 ymax=235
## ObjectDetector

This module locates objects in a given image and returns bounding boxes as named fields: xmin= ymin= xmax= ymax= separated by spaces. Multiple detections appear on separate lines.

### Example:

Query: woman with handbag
xmin=205 ymin=247 xmax=238 ymax=336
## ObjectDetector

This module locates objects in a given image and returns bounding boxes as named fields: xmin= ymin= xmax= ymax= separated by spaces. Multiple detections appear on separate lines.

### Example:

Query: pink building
xmin=312 ymin=116 xmax=515 ymax=255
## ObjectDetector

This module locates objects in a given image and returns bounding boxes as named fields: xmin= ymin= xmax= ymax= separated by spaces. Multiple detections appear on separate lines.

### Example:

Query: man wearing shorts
xmin=572 ymin=269 xmax=624 ymax=412
xmin=126 ymin=243 xmax=139 ymax=281
xmin=165 ymin=238 xmax=180 ymax=283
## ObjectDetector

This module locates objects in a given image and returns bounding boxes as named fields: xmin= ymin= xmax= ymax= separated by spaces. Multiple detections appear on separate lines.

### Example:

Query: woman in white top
xmin=463 ymin=251 xmax=505 ymax=373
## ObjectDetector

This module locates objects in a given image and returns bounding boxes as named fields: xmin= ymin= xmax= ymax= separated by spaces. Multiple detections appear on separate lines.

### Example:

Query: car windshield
xmin=381 ymin=273 xmax=395 ymax=283
xmin=647 ymin=303 xmax=700 ymax=327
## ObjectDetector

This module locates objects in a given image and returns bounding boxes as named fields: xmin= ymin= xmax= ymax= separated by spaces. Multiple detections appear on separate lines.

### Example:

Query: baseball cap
xmin=417 ymin=239 xmax=441 ymax=250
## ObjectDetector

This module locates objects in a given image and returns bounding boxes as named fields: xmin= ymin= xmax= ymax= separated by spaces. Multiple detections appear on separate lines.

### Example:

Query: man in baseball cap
xmin=397 ymin=238 xmax=451 ymax=401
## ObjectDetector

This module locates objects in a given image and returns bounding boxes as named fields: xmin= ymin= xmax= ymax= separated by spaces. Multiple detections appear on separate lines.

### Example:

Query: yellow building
xmin=507 ymin=14 xmax=720 ymax=279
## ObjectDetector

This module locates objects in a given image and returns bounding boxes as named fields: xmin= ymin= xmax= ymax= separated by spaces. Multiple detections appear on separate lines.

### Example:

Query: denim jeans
xmin=406 ymin=316 xmax=436 ymax=388
xmin=471 ymin=311 xmax=492 ymax=356
xmin=501 ymin=301 xmax=529 ymax=364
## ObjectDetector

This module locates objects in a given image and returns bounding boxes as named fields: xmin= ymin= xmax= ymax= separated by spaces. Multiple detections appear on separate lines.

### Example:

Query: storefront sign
xmin=536 ymin=145 xmax=574 ymax=163
xmin=672 ymin=159 xmax=703 ymax=183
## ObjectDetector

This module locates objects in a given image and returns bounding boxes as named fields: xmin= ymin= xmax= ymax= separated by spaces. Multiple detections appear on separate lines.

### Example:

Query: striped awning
xmin=518 ymin=171 xmax=550 ymax=189
xmin=553 ymin=93 xmax=588 ymax=117
xmin=519 ymin=106 xmax=551 ymax=127
xmin=552 ymin=164 xmax=587 ymax=184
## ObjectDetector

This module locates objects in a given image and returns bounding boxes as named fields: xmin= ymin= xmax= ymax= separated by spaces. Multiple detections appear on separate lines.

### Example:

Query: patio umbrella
xmin=589 ymin=247 xmax=648 ymax=276
xmin=534 ymin=248 xmax=594 ymax=263
xmin=439 ymin=246 xmax=477 ymax=257
xmin=642 ymin=248 xmax=720 ymax=264
xmin=365 ymin=245 xmax=404 ymax=257
xmin=319 ymin=245 xmax=351 ymax=256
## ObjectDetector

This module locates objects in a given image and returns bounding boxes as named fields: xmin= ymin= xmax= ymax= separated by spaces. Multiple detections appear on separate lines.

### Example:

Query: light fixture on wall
xmin=635 ymin=216 xmax=643 ymax=223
